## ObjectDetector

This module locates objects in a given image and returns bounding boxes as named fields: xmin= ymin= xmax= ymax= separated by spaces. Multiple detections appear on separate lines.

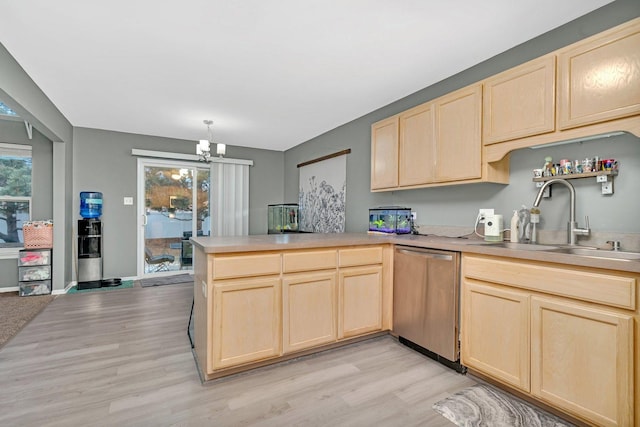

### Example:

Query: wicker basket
xmin=23 ymin=221 xmax=53 ymax=249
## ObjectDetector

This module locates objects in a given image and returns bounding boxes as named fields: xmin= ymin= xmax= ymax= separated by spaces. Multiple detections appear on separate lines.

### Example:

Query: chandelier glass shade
xmin=197 ymin=120 xmax=225 ymax=161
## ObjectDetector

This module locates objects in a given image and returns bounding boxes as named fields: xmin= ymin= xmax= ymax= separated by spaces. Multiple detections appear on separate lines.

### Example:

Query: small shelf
xmin=533 ymin=170 xmax=617 ymax=182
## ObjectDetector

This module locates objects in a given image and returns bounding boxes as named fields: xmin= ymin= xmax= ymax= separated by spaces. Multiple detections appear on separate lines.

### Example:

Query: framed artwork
xmin=298 ymin=151 xmax=348 ymax=233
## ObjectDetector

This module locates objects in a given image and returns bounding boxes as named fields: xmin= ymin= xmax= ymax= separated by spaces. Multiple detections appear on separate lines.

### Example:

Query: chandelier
xmin=197 ymin=119 xmax=226 ymax=162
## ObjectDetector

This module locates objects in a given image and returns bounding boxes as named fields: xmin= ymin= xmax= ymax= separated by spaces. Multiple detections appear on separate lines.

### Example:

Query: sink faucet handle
xmin=584 ymin=215 xmax=590 ymax=230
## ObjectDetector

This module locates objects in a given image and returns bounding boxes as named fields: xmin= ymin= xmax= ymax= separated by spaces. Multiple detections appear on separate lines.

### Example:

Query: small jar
xmin=574 ymin=159 xmax=583 ymax=174
xmin=582 ymin=158 xmax=593 ymax=173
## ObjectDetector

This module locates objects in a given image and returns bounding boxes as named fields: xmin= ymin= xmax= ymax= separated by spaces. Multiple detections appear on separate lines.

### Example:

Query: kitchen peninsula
xmin=190 ymin=233 xmax=397 ymax=381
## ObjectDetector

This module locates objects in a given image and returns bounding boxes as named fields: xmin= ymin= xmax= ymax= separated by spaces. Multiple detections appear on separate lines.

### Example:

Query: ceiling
xmin=0 ymin=0 xmax=614 ymax=151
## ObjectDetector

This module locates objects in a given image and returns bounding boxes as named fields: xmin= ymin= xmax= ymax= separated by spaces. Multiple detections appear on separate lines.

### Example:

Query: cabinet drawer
xmin=19 ymin=265 xmax=51 ymax=281
xmin=463 ymin=255 xmax=636 ymax=310
xmin=339 ymin=247 xmax=383 ymax=267
xmin=213 ymin=253 xmax=281 ymax=280
xmin=282 ymin=250 xmax=336 ymax=273
xmin=19 ymin=280 xmax=52 ymax=296
xmin=18 ymin=249 xmax=51 ymax=266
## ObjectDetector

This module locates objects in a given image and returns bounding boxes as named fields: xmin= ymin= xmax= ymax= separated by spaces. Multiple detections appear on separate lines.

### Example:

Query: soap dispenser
xmin=510 ymin=210 xmax=519 ymax=243
xmin=530 ymin=207 xmax=540 ymax=244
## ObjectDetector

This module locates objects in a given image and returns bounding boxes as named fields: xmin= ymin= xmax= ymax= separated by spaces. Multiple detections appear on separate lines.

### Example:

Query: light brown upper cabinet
xmin=399 ymin=102 xmax=435 ymax=186
xmin=371 ymin=84 xmax=500 ymax=191
xmin=558 ymin=19 xmax=640 ymax=130
xmin=483 ymin=55 xmax=556 ymax=144
xmin=435 ymin=84 xmax=482 ymax=182
xmin=481 ymin=18 xmax=640 ymax=162
xmin=371 ymin=116 xmax=399 ymax=190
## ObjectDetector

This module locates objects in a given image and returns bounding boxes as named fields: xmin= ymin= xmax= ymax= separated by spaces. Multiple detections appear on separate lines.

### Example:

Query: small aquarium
xmin=369 ymin=207 xmax=411 ymax=234
xmin=268 ymin=204 xmax=299 ymax=234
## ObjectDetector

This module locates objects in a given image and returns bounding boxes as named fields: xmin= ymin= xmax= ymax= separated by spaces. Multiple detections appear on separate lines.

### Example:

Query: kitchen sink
xmin=547 ymin=247 xmax=640 ymax=261
xmin=469 ymin=242 xmax=558 ymax=251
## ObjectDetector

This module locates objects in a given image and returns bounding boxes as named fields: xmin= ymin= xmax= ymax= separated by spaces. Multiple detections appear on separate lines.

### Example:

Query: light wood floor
xmin=0 ymin=282 xmax=474 ymax=426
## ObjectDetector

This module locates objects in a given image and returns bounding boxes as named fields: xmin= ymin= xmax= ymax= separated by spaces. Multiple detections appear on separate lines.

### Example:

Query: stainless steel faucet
xmin=533 ymin=179 xmax=590 ymax=246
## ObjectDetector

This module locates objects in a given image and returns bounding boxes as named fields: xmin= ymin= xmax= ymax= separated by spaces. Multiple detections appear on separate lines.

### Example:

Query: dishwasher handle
xmin=396 ymin=248 xmax=455 ymax=261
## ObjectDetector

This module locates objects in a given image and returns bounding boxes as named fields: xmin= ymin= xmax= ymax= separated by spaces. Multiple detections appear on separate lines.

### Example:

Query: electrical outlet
xmin=411 ymin=212 xmax=417 ymax=221
xmin=478 ymin=208 xmax=494 ymax=223
xmin=601 ymin=181 xmax=614 ymax=195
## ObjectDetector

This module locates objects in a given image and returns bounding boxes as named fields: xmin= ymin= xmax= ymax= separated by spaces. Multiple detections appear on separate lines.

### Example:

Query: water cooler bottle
xmin=77 ymin=192 xmax=103 ymax=290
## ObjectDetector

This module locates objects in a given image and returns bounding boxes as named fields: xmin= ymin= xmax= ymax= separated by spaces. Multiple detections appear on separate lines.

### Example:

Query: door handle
xmin=397 ymin=249 xmax=453 ymax=261
xmin=142 ymin=214 xmax=147 ymax=226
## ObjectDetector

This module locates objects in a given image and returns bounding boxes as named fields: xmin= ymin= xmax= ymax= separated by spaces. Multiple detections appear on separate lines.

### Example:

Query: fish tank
xmin=369 ymin=206 xmax=412 ymax=234
xmin=268 ymin=204 xmax=299 ymax=234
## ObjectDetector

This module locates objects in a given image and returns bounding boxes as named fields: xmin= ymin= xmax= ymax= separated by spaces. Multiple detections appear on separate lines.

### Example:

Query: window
xmin=0 ymin=101 xmax=19 ymax=118
xmin=0 ymin=143 xmax=32 ymax=248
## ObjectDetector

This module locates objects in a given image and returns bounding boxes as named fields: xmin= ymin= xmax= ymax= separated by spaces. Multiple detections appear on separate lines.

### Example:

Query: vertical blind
xmin=210 ymin=162 xmax=250 ymax=236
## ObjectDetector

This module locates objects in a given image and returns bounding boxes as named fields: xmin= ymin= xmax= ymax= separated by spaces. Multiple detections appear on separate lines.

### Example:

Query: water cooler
xmin=77 ymin=192 xmax=103 ymax=290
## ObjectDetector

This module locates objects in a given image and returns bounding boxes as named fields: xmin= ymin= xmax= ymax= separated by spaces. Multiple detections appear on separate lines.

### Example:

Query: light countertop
xmin=191 ymin=232 xmax=640 ymax=274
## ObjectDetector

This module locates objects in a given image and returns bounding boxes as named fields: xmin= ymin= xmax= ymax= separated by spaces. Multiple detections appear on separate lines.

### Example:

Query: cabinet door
xmin=531 ymin=296 xmax=633 ymax=427
xmin=399 ymin=102 xmax=435 ymax=186
xmin=212 ymin=277 xmax=281 ymax=369
xmin=483 ymin=55 xmax=556 ymax=144
xmin=339 ymin=265 xmax=383 ymax=339
xmin=282 ymin=271 xmax=337 ymax=354
xmin=370 ymin=116 xmax=399 ymax=190
xmin=434 ymin=84 xmax=482 ymax=182
xmin=461 ymin=279 xmax=530 ymax=392
xmin=558 ymin=19 xmax=640 ymax=130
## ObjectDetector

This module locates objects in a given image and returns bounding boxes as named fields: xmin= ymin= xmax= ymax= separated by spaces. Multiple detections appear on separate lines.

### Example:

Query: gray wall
xmin=1 ymin=42 xmax=74 ymax=291
xmin=0 ymin=120 xmax=54 ymax=288
xmin=72 ymin=128 xmax=284 ymax=279
xmin=0 ymin=44 xmax=72 ymax=144
xmin=283 ymin=0 xmax=640 ymax=235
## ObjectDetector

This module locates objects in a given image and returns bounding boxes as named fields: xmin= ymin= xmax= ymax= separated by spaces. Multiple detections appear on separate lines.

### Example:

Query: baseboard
xmin=55 ymin=281 xmax=77 ymax=295
xmin=4 ymin=276 xmax=140 ymax=295
xmin=57 ymin=276 xmax=139 ymax=294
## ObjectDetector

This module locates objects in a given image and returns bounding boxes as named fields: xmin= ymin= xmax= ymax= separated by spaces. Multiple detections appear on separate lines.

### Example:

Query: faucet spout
xmin=533 ymin=179 xmax=589 ymax=245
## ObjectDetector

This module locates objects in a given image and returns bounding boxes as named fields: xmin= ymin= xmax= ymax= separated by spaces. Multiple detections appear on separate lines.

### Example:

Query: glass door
xmin=137 ymin=158 xmax=210 ymax=277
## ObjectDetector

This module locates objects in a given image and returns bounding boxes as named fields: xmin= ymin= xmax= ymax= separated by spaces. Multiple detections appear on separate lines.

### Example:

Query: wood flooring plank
xmin=0 ymin=282 xmax=474 ymax=426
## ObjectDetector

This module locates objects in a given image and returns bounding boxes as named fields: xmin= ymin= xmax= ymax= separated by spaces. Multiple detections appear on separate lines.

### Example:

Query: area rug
xmin=0 ymin=291 xmax=55 ymax=349
xmin=67 ymin=280 xmax=134 ymax=294
xmin=140 ymin=274 xmax=193 ymax=287
xmin=433 ymin=384 xmax=574 ymax=427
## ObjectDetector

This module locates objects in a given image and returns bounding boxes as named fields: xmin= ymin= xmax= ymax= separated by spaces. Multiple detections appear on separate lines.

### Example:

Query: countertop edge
xmin=191 ymin=233 xmax=640 ymax=274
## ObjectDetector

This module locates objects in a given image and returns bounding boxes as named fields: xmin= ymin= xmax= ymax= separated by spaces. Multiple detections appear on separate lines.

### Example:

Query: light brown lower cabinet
xmin=194 ymin=245 xmax=391 ymax=380
xmin=338 ymin=265 xmax=383 ymax=339
xmin=530 ymin=296 xmax=633 ymax=427
xmin=212 ymin=276 xmax=281 ymax=370
xmin=461 ymin=280 xmax=530 ymax=392
xmin=461 ymin=254 xmax=637 ymax=427
xmin=282 ymin=271 xmax=337 ymax=354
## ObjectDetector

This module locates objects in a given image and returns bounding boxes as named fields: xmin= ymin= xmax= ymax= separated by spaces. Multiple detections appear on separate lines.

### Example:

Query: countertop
xmin=191 ymin=232 xmax=640 ymax=274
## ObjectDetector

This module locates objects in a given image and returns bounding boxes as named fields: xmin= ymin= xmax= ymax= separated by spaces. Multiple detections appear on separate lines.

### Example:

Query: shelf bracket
xmin=24 ymin=120 xmax=33 ymax=140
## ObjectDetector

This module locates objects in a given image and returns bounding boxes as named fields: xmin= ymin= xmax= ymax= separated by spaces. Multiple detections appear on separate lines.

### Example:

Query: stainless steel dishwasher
xmin=393 ymin=245 xmax=463 ymax=372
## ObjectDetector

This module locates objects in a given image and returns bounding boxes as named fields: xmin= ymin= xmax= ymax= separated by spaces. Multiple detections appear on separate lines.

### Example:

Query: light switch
xmin=123 ymin=197 xmax=134 ymax=205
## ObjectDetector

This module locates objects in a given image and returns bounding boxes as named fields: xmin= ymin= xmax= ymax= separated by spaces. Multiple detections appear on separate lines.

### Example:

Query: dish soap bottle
xmin=510 ymin=210 xmax=519 ymax=243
